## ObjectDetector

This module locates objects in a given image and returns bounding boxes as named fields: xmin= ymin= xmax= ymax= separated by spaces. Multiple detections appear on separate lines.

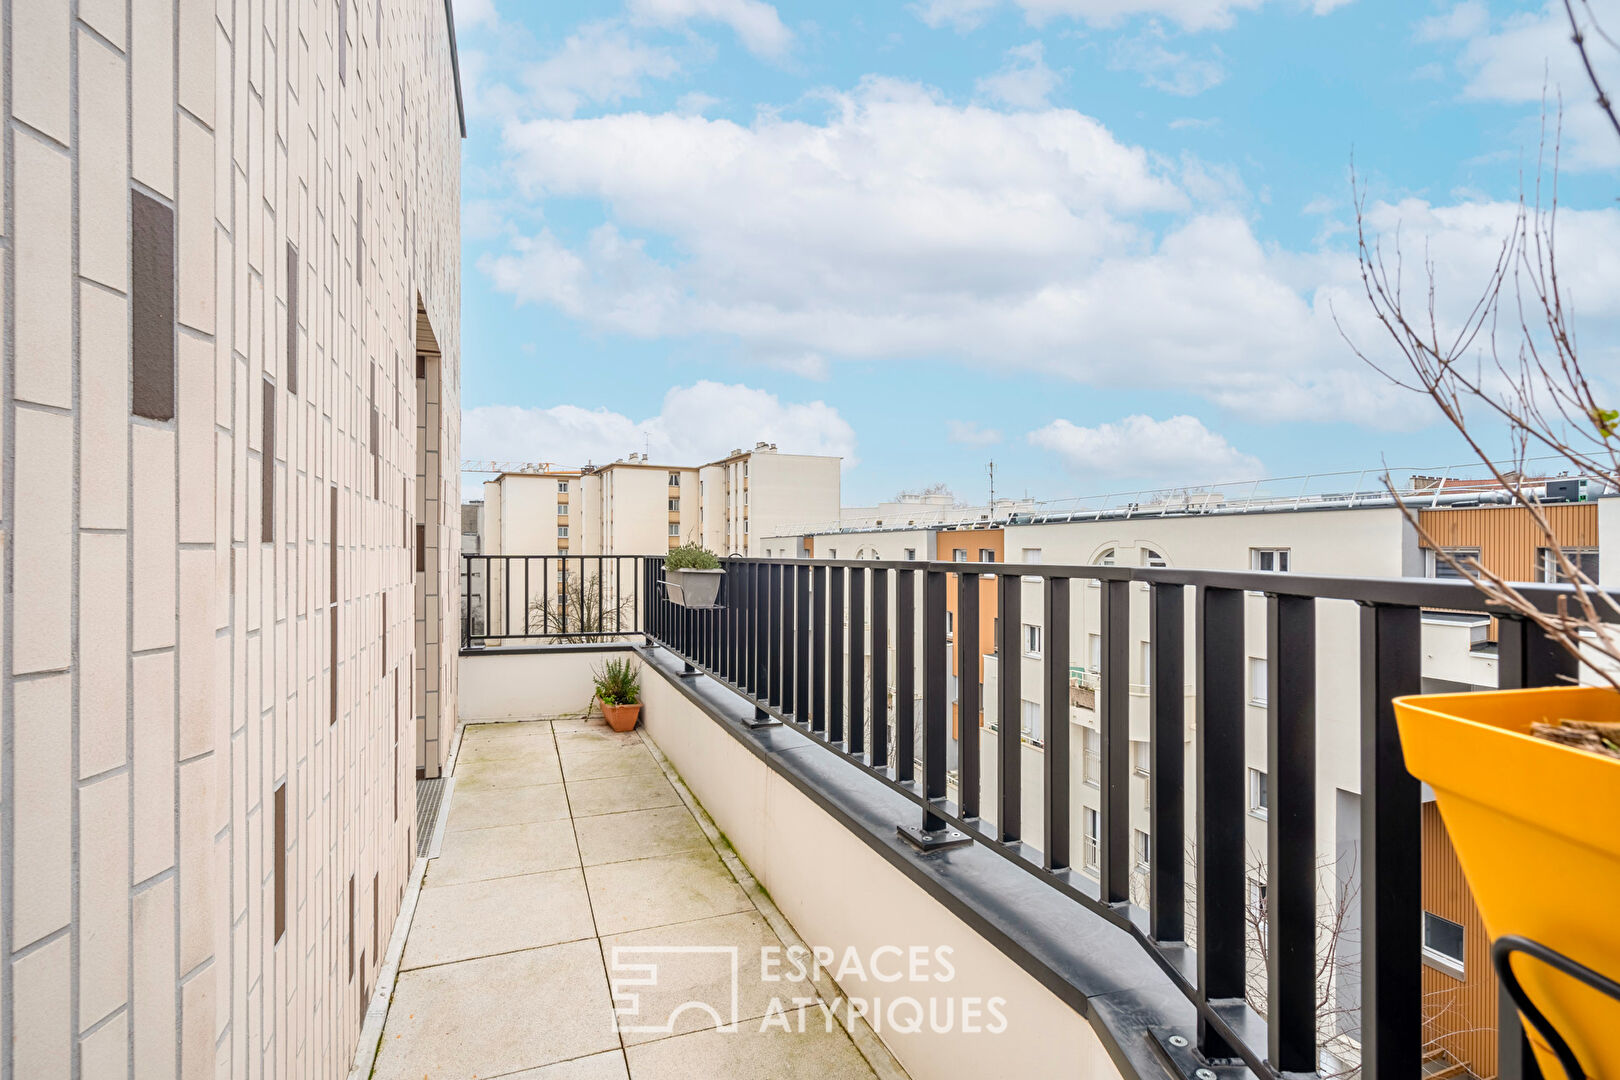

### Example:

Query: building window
xmin=557 ymin=480 xmax=568 ymax=492
xmin=1082 ymin=808 xmax=1100 ymax=871
xmin=1139 ymin=642 xmax=1151 ymax=685
xmin=1251 ymin=548 xmax=1290 ymax=572
xmin=1020 ymin=700 xmax=1042 ymax=745
xmin=557 ymin=502 xmax=568 ymax=515
xmin=1022 ymin=547 xmax=1042 ymax=564
xmin=1248 ymin=878 xmax=1269 ymax=918
xmin=1249 ymin=657 xmax=1268 ymax=706
xmin=1023 ymin=624 xmax=1041 ymax=657
xmin=1141 ymin=548 xmax=1167 ymax=568
xmin=557 ymin=525 xmax=569 ymax=538
xmin=1088 ymin=633 xmax=1102 ymax=674
xmin=1095 ymin=548 xmax=1116 ymax=566
xmin=905 ymin=548 xmax=917 ymax=560
xmin=1426 ymin=547 xmax=1480 ymax=579
xmin=1538 ymin=547 xmax=1600 ymax=583
xmin=979 ymin=548 xmax=995 ymax=562
xmin=1249 ymin=768 xmax=1268 ymax=819
xmin=668 ymin=472 xmax=681 ymax=487
xmin=668 ymin=522 xmax=680 ymax=537
xmin=1133 ymin=829 xmax=1151 ymax=871
xmin=828 ymin=548 xmax=836 ymax=558
xmin=1082 ymin=728 xmax=1100 ymax=786
xmin=1423 ymin=912 xmax=1466 ymax=976
xmin=954 ymin=549 xmax=968 ymax=562
xmin=946 ymin=610 xmax=955 ymax=638
xmin=668 ymin=498 xmax=680 ymax=511
xmin=1131 ymin=739 xmax=1150 ymax=775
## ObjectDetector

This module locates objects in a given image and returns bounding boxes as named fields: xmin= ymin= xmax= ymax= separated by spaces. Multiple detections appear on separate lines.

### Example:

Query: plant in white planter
xmin=663 ymin=544 xmax=725 ymax=609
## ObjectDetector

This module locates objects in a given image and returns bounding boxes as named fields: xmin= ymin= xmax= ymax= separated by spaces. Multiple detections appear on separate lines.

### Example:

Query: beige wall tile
xmin=12 ymin=0 xmax=69 ymax=140
xmin=14 ymin=137 xmax=72 ymax=409
xmin=13 ymin=935 xmax=71 ymax=1079
xmin=78 ymin=31 xmax=130 ymax=291
xmin=80 ymin=283 xmax=132 ymax=530
xmin=79 ymin=771 xmax=132 ymax=1026
xmin=13 ymin=408 xmax=72 ymax=674
xmin=13 ymin=674 xmax=72 ymax=947
xmin=131 ymin=0 xmax=176 ymax=197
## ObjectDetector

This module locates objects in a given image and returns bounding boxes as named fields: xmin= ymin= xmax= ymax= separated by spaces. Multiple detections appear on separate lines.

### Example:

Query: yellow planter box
xmin=1395 ymin=685 xmax=1620 ymax=1080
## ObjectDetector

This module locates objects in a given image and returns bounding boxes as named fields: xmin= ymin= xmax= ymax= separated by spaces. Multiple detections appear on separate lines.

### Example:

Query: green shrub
xmin=592 ymin=657 xmax=641 ymax=706
xmin=665 ymin=544 xmax=720 ymax=571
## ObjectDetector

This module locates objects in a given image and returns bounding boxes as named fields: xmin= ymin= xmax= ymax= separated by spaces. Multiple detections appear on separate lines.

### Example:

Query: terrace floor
xmin=369 ymin=716 xmax=896 ymax=1080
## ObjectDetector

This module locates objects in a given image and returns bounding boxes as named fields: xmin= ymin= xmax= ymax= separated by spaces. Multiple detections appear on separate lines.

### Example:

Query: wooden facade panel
xmin=1418 ymin=503 xmax=1598 ymax=583
xmin=1421 ymin=801 xmax=1498 ymax=1078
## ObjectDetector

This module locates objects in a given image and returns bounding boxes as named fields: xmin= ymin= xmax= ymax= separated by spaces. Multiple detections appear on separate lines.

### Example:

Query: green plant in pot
xmin=592 ymin=658 xmax=642 ymax=732
xmin=663 ymin=544 xmax=725 ymax=609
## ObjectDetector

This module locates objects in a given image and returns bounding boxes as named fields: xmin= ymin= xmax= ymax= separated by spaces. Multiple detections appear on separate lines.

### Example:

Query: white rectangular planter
xmin=665 ymin=567 xmax=725 ymax=609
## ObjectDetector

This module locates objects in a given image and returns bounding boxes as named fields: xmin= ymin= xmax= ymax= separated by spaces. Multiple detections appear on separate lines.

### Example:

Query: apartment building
xmin=478 ymin=443 xmax=842 ymax=558
xmin=0 ymin=4 xmax=465 ymax=1079
xmin=765 ymin=481 xmax=1614 ymax=1076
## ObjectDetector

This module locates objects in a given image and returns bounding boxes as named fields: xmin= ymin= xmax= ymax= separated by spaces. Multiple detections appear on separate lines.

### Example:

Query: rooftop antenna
xmin=987 ymin=460 xmax=996 ymax=523
xmin=644 ymin=432 xmax=650 ymax=461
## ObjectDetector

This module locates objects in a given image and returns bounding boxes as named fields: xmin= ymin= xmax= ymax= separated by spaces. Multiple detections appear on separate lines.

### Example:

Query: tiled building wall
xmin=1 ymin=1 xmax=462 ymax=1078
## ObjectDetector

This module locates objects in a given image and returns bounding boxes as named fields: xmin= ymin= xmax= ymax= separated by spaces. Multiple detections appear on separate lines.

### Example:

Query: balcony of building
xmin=365 ymin=553 xmax=1611 ymax=1080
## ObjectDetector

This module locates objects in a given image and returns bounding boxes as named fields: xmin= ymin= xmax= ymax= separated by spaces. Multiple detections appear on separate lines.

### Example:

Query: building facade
xmin=1 ymin=3 xmax=464 ymax=1079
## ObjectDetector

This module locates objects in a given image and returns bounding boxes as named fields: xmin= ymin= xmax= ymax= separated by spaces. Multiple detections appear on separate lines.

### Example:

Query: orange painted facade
xmin=936 ymin=531 xmax=1003 ymax=738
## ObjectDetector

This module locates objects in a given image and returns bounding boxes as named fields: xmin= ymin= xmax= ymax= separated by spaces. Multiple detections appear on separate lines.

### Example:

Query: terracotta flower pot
xmin=601 ymin=702 xmax=642 ymax=733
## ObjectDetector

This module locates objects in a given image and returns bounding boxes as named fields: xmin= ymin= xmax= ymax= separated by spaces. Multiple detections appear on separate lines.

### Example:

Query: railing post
xmin=1149 ymin=582 xmax=1185 ymax=942
xmin=849 ymin=566 xmax=866 ymax=756
xmin=957 ymin=571 xmax=979 ymax=818
xmin=996 ymin=571 xmax=1021 ymax=844
xmin=1268 ymin=593 xmax=1317 ymax=1074
xmin=812 ymin=565 xmax=828 ymax=735
xmin=871 ymin=568 xmax=890 ymax=770
xmin=1196 ymin=585 xmax=1245 ymax=1060
xmin=1101 ymin=578 xmax=1131 ymax=905
xmin=1359 ymin=602 xmax=1422 ymax=1080
xmin=753 ymin=560 xmax=767 ymax=698
xmin=1491 ymin=618 xmax=1574 ymax=1080
xmin=899 ymin=566 xmax=969 ymax=851
xmin=769 ymin=563 xmax=784 ymax=710
xmin=829 ymin=565 xmax=845 ymax=744
xmin=1043 ymin=576 xmax=1071 ymax=871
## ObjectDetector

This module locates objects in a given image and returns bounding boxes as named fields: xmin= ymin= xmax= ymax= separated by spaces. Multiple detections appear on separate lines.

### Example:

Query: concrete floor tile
xmin=584 ymin=850 xmax=753 ymax=935
xmin=448 ymin=783 xmax=572 ymax=831
xmin=458 ymin=734 xmax=561 ymax=764
xmin=555 ymin=726 xmax=643 ymax=750
xmin=602 ymin=910 xmax=789 ymax=1046
xmin=404 ymin=869 xmax=596 ymax=969
xmin=500 ymin=1050 xmax=630 ymax=1080
xmin=623 ymin=1022 xmax=878 ymax=1080
xmin=560 ymin=743 xmax=662 ymax=782
xmin=457 ymin=753 xmax=565 ymax=791
xmin=372 ymin=939 xmax=619 ymax=1079
xmin=575 ymin=806 xmax=710 ymax=867
xmin=461 ymin=721 xmax=555 ymax=740
xmin=429 ymin=819 xmax=580 ymax=886
xmin=565 ymin=773 xmax=682 ymax=818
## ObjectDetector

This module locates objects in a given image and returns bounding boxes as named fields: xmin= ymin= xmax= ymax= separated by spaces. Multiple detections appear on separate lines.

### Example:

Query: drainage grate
xmin=415 ymin=778 xmax=447 ymax=857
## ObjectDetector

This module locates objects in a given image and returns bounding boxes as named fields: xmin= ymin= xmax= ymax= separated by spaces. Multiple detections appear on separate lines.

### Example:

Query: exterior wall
xmin=0 ymin=3 xmax=462 ymax=1079
xmin=1419 ymin=503 xmax=1598 ymax=582
xmin=1601 ymin=497 xmax=1619 ymax=587
xmin=740 ymin=452 xmax=841 ymax=554
xmin=936 ymin=531 xmax=1004 ymax=740
xmin=1421 ymin=802 xmax=1497 ymax=1076
xmin=600 ymin=465 xmax=678 ymax=554
xmin=460 ymin=648 xmax=634 ymax=720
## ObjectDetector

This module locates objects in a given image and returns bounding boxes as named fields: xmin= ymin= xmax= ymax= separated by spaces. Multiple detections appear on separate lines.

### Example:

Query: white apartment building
xmin=0 ymin=3 xmax=467 ymax=1079
xmin=477 ymin=443 xmax=841 ymax=558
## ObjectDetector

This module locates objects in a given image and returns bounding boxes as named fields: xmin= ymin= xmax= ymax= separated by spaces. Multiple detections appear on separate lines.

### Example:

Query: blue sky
xmin=448 ymin=0 xmax=1620 ymax=506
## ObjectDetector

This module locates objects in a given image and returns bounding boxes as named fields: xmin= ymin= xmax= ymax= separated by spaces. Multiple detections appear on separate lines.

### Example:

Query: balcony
xmin=369 ymin=553 xmax=1609 ymax=1080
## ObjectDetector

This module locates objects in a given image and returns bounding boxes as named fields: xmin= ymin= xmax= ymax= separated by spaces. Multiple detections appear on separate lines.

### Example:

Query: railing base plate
xmin=679 ymin=662 xmax=700 ymax=678
xmin=896 ymin=824 xmax=972 ymax=853
xmin=743 ymin=706 xmax=780 ymax=729
xmin=1147 ymin=1028 xmax=1252 ymax=1080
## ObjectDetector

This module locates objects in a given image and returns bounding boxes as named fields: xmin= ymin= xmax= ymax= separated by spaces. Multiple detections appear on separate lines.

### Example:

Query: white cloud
xmin=976 ymin=41 xmax=1063 ymax=108
xmin=462 ymin=382 xmax=857 ymax=471
xmin=1028 ymin=415 xmax=1263 ymax=485
xmin=452 ymin=0 xmax=498 ymax=30
xmin=1109 ymin=23 xmax=1226 ymax=96
xmin=913 ymin=0 xmax=1335 ymax=34
xmin=1424 ymin=1 xmax=1620 ymax=169
xmin=627 ymin=0 xmax=793 ymax=58
xmin=912 ymin=0 xmax=1002 ymax=30
xmin=947 ymin=420 xmax=1003 ymax=445
xmin=483 ymin=77 xmax=1620 ymax=426
xmin=518 ymin=22 xmax=681 ymax=118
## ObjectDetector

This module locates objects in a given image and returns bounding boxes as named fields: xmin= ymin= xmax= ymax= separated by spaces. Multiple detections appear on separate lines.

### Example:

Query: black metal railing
xmin=459 ymin=554 xmax=646 ymax=647
xmin=634 ymin=553 xmax=1611 ymax=1080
